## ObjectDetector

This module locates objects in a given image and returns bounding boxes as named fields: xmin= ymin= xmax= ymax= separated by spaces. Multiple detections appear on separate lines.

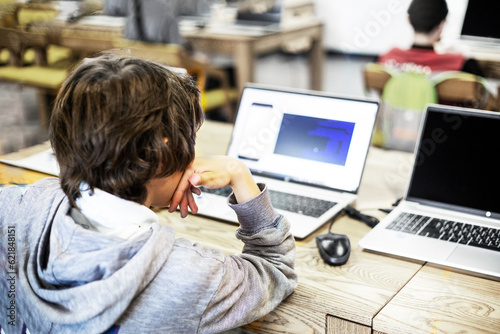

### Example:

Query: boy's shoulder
xmin=0 ymin=177 xmax=61 ymax=206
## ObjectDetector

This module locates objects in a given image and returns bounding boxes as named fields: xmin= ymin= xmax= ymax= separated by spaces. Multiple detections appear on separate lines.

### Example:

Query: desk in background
xmin=1 ymin=120 xmax=499 ymax=333
xmin=28 ymin=12 xmax=324 ymax=94
xmin=179 ymin=19 xmax=324 ymax=93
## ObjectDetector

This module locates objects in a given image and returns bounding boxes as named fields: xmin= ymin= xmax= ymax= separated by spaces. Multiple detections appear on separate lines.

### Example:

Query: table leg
xmin=308 ymin=29 xmax=324 ymax=91
xmin=233 ymin=41 xmax=254 ymax=94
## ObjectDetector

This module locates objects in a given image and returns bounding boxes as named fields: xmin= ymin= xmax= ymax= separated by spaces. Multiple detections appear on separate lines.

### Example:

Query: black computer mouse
xmin=316 ymin=233 xmax=351 ymax=266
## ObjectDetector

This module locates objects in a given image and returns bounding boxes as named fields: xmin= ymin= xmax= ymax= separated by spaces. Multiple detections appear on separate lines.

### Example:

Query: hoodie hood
xmin=6 ymin=178 xmax=176 ymax=333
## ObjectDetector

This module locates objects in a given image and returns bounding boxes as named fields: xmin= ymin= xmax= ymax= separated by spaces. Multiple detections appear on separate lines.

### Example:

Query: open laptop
xmin=438 ymin=1 xmax=500 ymax=55
xmin=458 ymin=0 xmax=500 ymax=52
xmin=359 ymin=104 xmax=500 ymax=279
xmin=194 ymin=84 xmax=379 ymax=239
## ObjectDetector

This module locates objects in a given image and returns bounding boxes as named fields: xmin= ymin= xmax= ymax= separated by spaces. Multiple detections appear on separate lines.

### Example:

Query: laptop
xmin=437 ymin=1 xmax=500 ymax=55
xmin=194 ymin=84 xmax=379 ymax=239
xmin=359 ymin=104 xmax=500 ymax=279
xmin=458 ymin=0 xmax=500 ymax=52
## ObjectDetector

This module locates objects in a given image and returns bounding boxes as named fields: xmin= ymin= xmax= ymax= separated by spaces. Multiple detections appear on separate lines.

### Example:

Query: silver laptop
xmin=458 ymin=0 xmax=500 ymax=52
xmin=359 ymin=104 xmax=500 ymax=279
xmin=437 ymin=1 xmax=500 ymax=55
xmin=194 ymin=84 xmax=379 ymax=239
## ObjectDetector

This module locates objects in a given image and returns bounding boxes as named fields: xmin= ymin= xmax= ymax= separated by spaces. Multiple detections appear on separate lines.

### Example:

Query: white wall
xmin=314 ymin=0 xmax=469 ymax=55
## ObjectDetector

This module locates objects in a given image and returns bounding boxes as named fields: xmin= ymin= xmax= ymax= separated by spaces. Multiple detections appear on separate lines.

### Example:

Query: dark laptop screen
xmin=460 ymin=0 xmax=500 ymax=42
xmin=406 ymin=106 xmax=500 ymax=218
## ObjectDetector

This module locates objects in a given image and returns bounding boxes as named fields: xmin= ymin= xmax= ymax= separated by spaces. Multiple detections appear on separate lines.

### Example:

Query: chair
xmin=0 ymin=27 xmax=69 ymax=128
xmin=363 ymin=63 xmax=499 ymax=151
xmin=112 ymin=39 xmax=238 ymax=120
xmin=433 ymin=71 xmax=498 ymax=111
xmin=363 ymin=63 xmax=498 ymax=109
xmin=0 ymin=26 xmax=46 ymax=66
xmin=58 ymin=30 xmax=116 ymax=62
xmin=52 ymin=34 xmax=238 ymax=120
xmin=14 ymin=2 xmax=59 ymax=27
xmin=362 ymin=62 xmax=393 ymax=96
xmin=363 ymin=63 xmax=437 ymax=151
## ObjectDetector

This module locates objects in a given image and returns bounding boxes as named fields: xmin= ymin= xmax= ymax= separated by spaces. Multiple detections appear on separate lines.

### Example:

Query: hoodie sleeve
xmin=199 ymin=184 xmax=298 ymax=333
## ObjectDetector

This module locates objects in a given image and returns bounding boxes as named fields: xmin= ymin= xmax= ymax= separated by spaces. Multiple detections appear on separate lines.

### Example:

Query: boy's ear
xmin=164 ymin=138 xmax=169 ymax=144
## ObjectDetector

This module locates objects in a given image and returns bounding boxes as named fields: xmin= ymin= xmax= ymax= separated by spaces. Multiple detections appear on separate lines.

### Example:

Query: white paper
xmin=0 ymin=149 xmax=59 ymax=176
xmin=78 ymin=15 xmax=126 ymax=27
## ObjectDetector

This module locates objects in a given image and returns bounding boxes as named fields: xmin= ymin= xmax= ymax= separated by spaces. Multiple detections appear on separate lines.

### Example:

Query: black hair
xmin=408 ymin=0 xmax=448 ymax=33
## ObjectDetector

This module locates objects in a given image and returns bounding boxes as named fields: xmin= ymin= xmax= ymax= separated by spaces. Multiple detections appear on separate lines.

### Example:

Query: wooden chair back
xmin=112 ymin=39 xmax=239 ymax=120
xmin=363 ymin=63 xmax=498 ymax=111
xmin=362 ymin=63 xmax=392 ymax=96
xmin=434 ymin=74 xmax=498 ymax=111
xmin=111 ymin=39 xmax=207 ymax=92
xmin=0 ymin=27 xmax=48 ymax=66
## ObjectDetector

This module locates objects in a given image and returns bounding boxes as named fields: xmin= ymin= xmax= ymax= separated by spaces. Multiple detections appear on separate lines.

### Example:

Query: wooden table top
xmin=2 ymin=120 xmax=499 ymax=333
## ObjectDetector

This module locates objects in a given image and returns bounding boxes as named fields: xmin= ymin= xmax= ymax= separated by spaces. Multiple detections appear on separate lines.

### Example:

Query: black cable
xmin=326 ymin=209 xmax=345 ymax=233
xmin=378 ymin=197 xmax=404 ymax=214
xmin=344 ymin=205 xmax=379 ymax=228
xmin=325 ymin=205 xmax=380 ymax=233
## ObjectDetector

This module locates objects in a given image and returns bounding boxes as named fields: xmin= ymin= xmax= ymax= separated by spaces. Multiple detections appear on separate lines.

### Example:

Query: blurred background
xmin=1 ymin=0 xmax=499 ymax=154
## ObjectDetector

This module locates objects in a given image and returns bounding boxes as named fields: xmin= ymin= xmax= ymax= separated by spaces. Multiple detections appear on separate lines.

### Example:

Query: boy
xmin=0 ymin=54 xmax=297 ymax=333
xmin=378 ymin=0 xmax=483 ymax=76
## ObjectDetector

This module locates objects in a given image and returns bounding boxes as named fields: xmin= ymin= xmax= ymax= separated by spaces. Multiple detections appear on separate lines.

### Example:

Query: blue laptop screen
xmin=274 ymin=114 xmax=355 ymax=166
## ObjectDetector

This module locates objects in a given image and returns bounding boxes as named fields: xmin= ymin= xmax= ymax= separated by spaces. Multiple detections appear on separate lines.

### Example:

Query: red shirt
xmin=378 ymin=47 xmax=465 ymax=72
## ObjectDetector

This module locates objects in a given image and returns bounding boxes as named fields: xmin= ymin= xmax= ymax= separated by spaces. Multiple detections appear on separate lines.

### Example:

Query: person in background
xmin=104 ymin=0 xmax=184 ymax=45
xmin=0 ymin=53 xmax=297 ymax=333
xmin=102 ymin=0 xmax=127 ymax=17
xmin=378 ymin=0 xmax=484 ymax=76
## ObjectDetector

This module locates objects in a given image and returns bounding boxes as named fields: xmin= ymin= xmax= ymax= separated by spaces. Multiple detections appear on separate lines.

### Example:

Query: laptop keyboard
xmin=199 ymin=186 xmax=337 ymax=218
xmin=387 ymin=213 xmax=500 ymax=252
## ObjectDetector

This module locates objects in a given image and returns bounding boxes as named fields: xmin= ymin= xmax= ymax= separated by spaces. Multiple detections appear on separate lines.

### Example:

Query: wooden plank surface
xmin=373 ymin=265 xmax=500 ymax=334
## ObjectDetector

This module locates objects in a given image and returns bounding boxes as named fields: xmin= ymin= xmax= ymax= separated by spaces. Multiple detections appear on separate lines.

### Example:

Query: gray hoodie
xmin=0 ymin=178 xmax=297 ymax=333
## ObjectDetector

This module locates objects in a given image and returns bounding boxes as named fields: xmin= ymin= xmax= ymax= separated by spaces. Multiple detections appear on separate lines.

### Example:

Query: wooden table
xmin=180 ymin=19 xmax=324 ymax=93
xmin=2 ymin=120 xmax=499 ymax=333
xmin=29 ymin=13 xmax=324 ymax=94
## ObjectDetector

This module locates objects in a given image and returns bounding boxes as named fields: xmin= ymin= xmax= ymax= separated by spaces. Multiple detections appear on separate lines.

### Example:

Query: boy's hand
xmin=169 ymin=156 xmax=260 ymax=218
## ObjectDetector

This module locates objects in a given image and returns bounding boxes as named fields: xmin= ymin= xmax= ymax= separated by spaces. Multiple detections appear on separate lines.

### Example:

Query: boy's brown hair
xmin=50 ymin=53 xmax=204 ymax=207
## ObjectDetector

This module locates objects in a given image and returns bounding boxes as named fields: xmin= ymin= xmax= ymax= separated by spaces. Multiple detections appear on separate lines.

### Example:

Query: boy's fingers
xmin=169 ymin=170 xmax=194 ymax=212
xmin=179 ymin=190 xmax=189 ymax=218
xmin=186 ymin=188 xmax=199 ymax=214
xmin=189 ymin=173 xmax=201 ymax=186
xmin=191 ymin=184 xmax=201 ymax=196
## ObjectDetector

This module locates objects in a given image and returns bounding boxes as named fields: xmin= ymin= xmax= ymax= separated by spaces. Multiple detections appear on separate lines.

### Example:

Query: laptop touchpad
xmin=446 ymin=245 xmax=500 ymax=273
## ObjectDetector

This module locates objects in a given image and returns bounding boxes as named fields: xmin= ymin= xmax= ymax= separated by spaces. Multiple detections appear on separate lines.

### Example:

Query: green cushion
xmin=382 ymin=71 xmax=437 ymax=110
xmin=0 ymin=66 xmax=67 ymax=89
xmin=17 ymin=8 xmax=58 ymax=26
xmin=47 ymin=45 xmax=72 ymax=68
xmin=202 ymin=88 xmax=238 ymax=111
xmin=0 ymin=48 xmax=9 ymax=63
xmin=0 ymin=45 xmax=71 ymax=67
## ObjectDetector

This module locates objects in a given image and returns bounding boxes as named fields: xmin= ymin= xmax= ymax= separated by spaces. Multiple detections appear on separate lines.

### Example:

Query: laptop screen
xmin=227 ymin=85 xmax=379 ymax=193
xmin=460 ymin=0 xmax=500 ymax=43
xmin=406 ymin=105 xmax=500 ymax=219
